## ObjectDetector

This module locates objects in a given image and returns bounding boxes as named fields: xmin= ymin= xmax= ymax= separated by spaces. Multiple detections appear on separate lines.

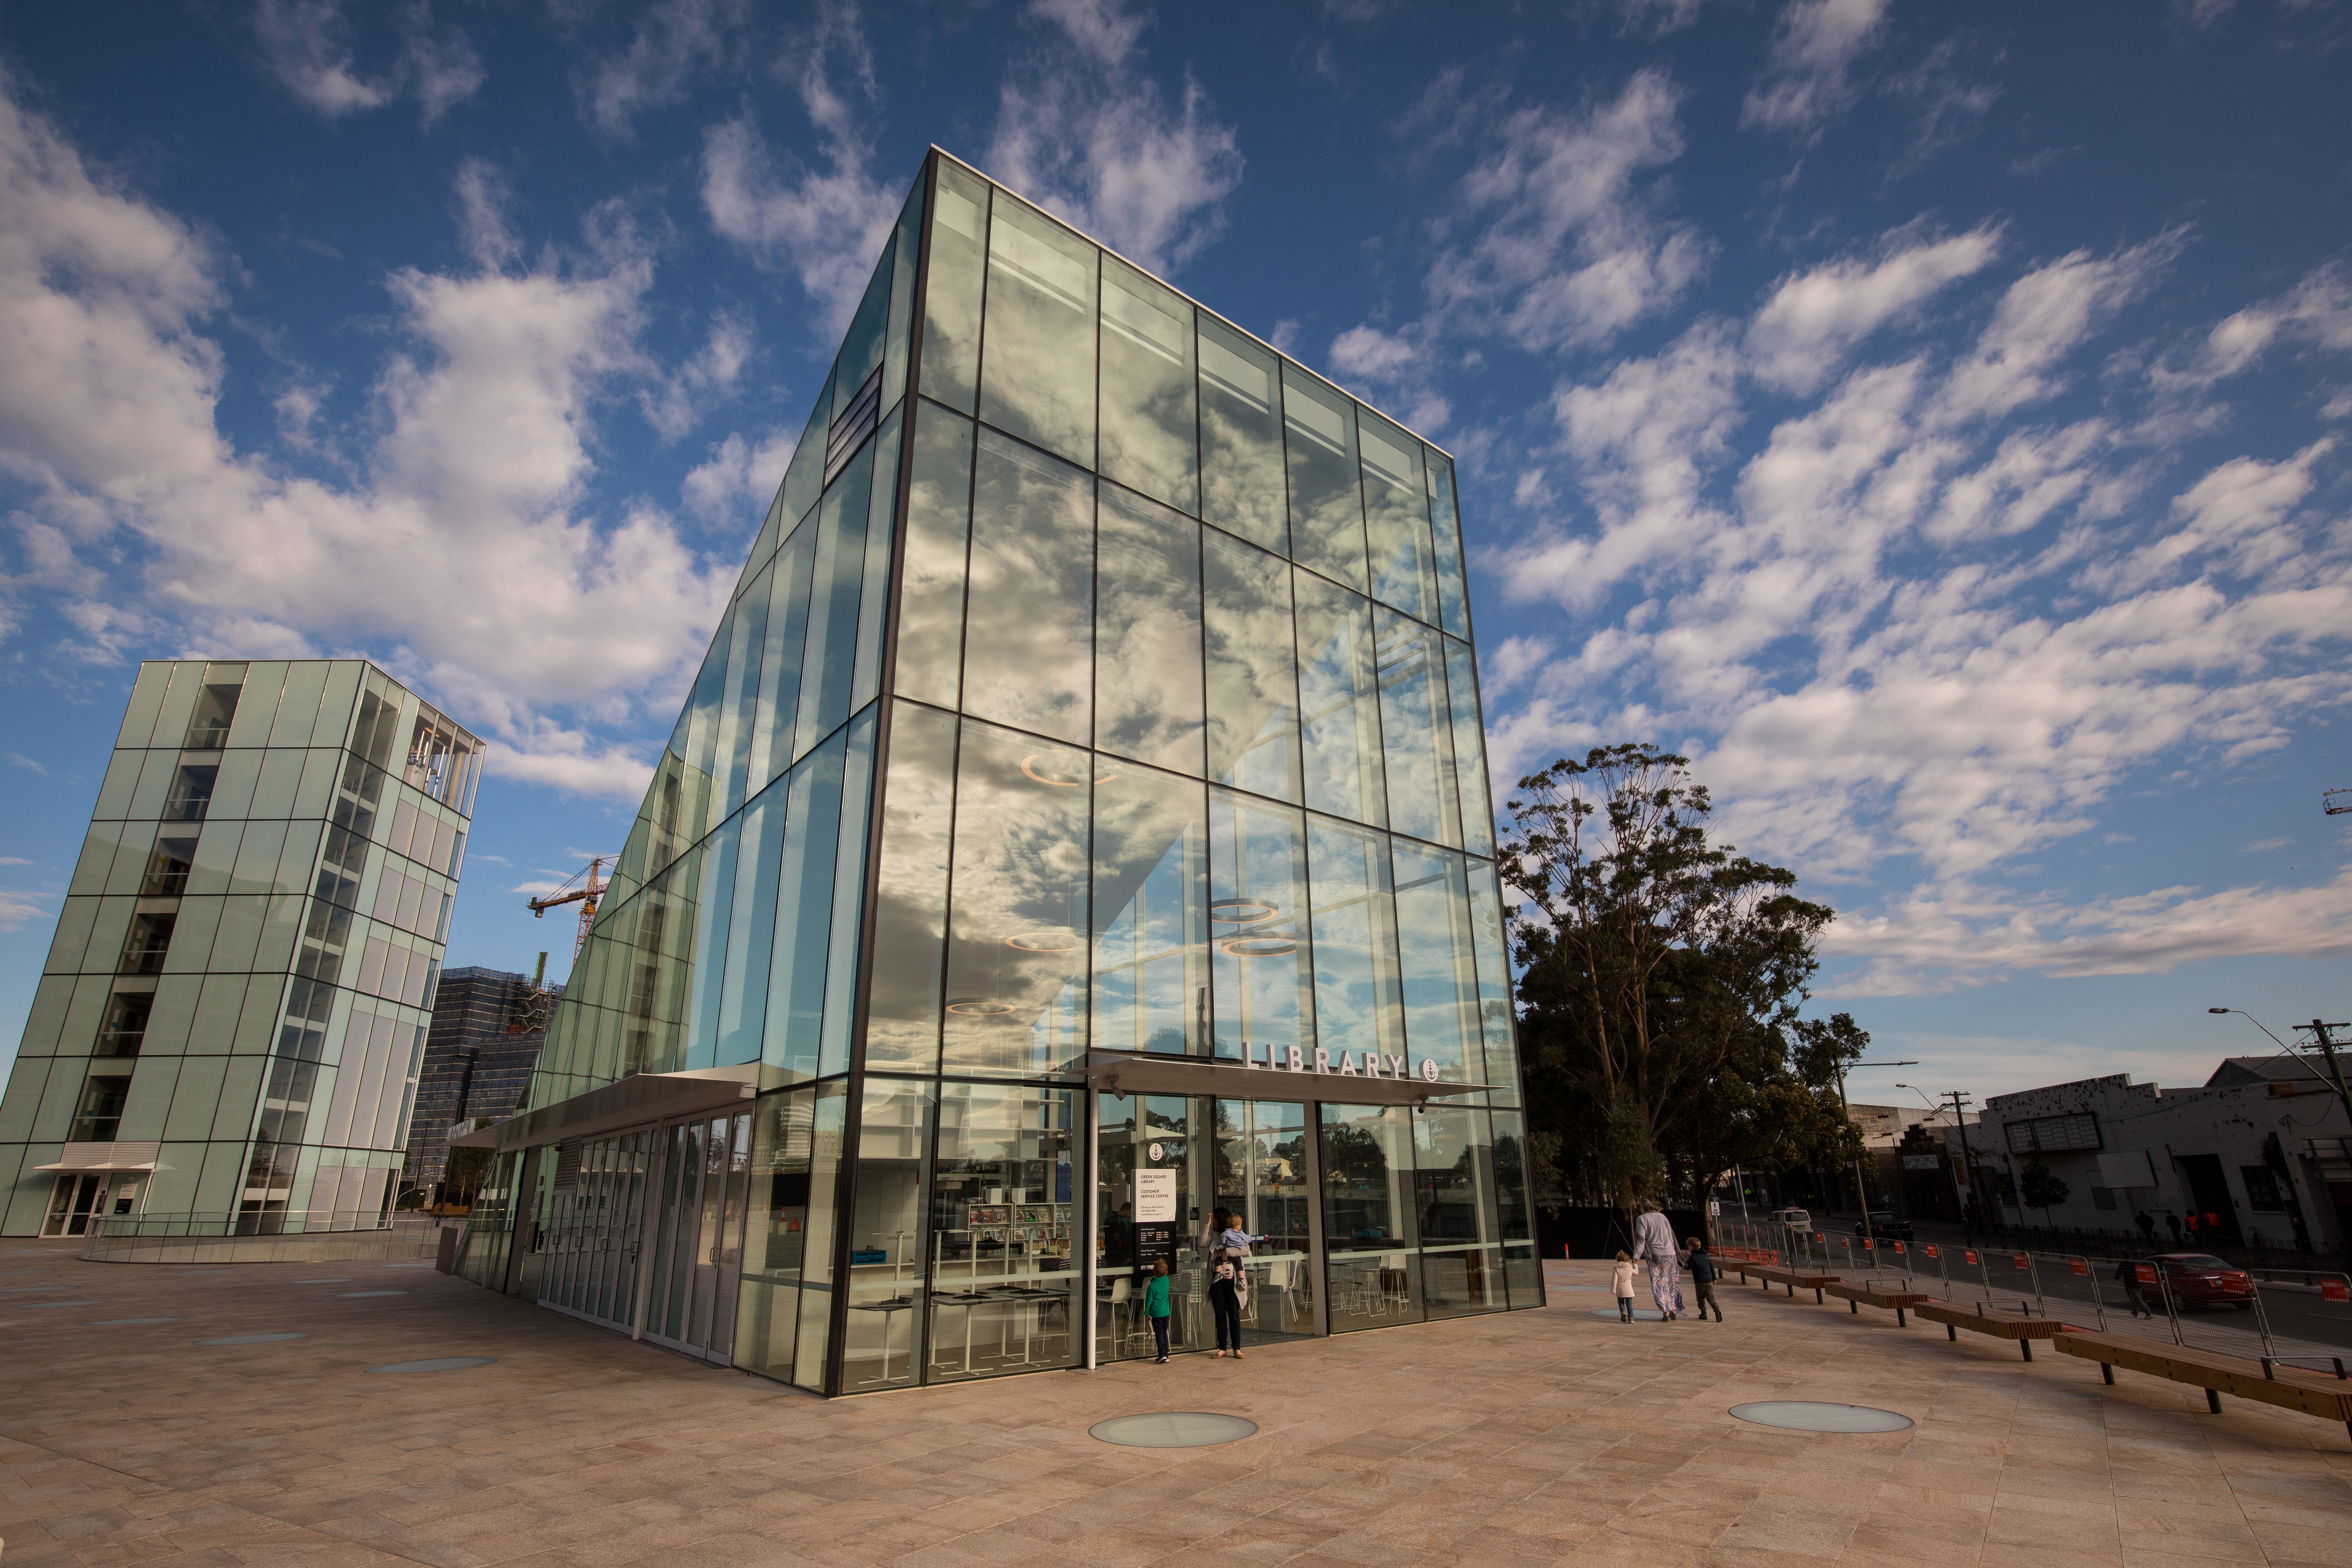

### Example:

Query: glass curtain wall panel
xmin=1282 ymin=365 xmax=1367 ymax=591
xmin=1198 ymin=318 xmax=1288 ymax=555
xmin=1212 ymin=1098 xmax=1315 ymax=1338
xmin=1099 ymin=255 xmax=1198 ymax=514
xmin=960 ymin=431 xmax=1094 ymax=747
xmin=1358 ymin=407 xmax=1440 ymax=626
xmin=1094 ymin=484 xmax=1205 ymax=776
xmin=1304 ymin=817 xmax=1405 ymax=1075
xmin=1320 ymin=1102 xmax=1422 ymax=1331
xmin=1090 ymin=762 xmax=1208 ymax=1058
xmin=893 ymin=404 xmax=976 ymax=712
xmin=940 ymin=720 xmax=1091 ymax=1078
xmin=1203 ymin=532 xmax=1302 ymax=804
xmin=1208 ymin=792 xmax=1313 ymax=1067
xmin=1294 ymin=574 xmax=1387 ymax=829
xmin=921 ymin=160 xmax=990 ymax=415
xmin=1491 ymin=1108 xmax=1541 ymax=1307
xmin=1413 ymin=1105 xmax=1505 ymax=1318
xmin=1374 ymin=610 xmax=1462 ymax=849
xmin=978 ymin=193 xmax=1097 ymax=467
xmin=840 ymin=1076 xmax=933 ymax=1391
xmin=1391 ymin=842 xmax=1482 ymax=1083
xmin=1093 ymin=1091 xmax=1213 ymax=1364
xmin=865 ymin=703 xmax=957 ymax=1071
xmin=924 ymin=1082 xmax=1077 ymax=1382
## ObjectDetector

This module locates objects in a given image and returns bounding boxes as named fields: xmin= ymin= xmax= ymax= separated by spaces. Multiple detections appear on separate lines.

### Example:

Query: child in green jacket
xmin=1145 ymin=1259 xmax=1173 ymax=1363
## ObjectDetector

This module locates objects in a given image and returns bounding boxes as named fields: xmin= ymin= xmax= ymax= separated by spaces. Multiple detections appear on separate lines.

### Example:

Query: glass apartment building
xmin=452 ymin=150 xmax=1539 ymax=1392
xmin=0 ymin=660 xmax=478 ymax=1236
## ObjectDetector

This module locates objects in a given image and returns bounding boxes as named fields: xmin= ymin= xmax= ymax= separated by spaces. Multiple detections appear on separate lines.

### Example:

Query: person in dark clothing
xmin=2115 ymin=1256 xmax=2151 ymax=1318
xmin=2165 ymin=1211 xmax=2184 ymax=1244
xmin=1686 ymin=1237 xmax=1724 ymax=1322
xmin=2134 ymin=1211 xmax=2157 ymax=1245
xmin=1208 ymin=1253 xmax=1246 ymax=1358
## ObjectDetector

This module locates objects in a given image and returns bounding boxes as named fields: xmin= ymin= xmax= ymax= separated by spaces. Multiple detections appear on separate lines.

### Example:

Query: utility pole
xmin=2300 ymin=1020 xmax=2352 ymax=1131
xmin=1832 ymin=1058 xmax=1916 ymax=1222
xmin=1945 ymin=1090 xmax=1979 ymax=1241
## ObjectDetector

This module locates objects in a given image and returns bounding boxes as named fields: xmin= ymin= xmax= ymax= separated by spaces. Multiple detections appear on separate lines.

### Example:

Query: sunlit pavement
xmin=4 ymin=1242 xmax=2349 ymax=1566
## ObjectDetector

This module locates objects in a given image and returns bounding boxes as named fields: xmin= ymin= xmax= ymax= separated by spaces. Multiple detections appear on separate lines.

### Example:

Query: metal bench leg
xmin=2101 ymin=1363 xmax=2114 ymax=1385
xmin=1849 ymin=1300 xmax=1858 ymax=1314
xmin=2020 ymin=1341 xmax=2033 ymax=1362
xmin=1947 ymin=1325 xmax=1957 ymax=1341
xmin=2206 ymin=1389 xmax=2221 ymax=1414
xmin=1897 ymin=1308 xmax=1907 ymax=1327
xmin=1814 ymin=1289 xmax=1824 ymax=1304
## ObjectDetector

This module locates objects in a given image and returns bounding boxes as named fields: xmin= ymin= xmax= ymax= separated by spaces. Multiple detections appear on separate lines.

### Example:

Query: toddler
xmin=1611 ymin=1249 xmax=1637 ymax=1322
xmin=1145 ymin=1259 xmax=1173 ymax=1363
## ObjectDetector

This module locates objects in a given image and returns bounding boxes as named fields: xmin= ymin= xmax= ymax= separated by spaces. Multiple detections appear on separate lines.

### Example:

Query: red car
xmin=2143 ymin=1253 xmax=2254 ymax=1310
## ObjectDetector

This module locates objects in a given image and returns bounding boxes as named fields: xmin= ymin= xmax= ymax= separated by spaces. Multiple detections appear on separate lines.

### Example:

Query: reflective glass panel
xmin=1091 ymin=762 xmax=1208 ymax=1057
xmin=1319 ymin=1102 xmax=1421 ymax=1331
xmin=1202 ymin=532 xmax=1300 ymax=804
xmin=1211 ymin=1098 xmax=1315 ymax=1339
xmin=865 ymin=702 xmax=957 ymax=1071
xmin=842 ymin=1077 xmax=933 ymax=1391
xmin=1099 ymin=254 xmax=1198 ymax=514
xmin=734 ymin=1086 xmax=815 ymax=1384
xmin=940 ymin=720 xmax=1091 ymax=1078
xmin=962 ymin=430 xmax=1094 ymax=747
xmin=715 ymin=787 xmax=784 ymax=1066
xmin=1208 ymin=790 xmax=1311 ymax=1067
xmin=1358 ymin=406 xmax=1439 ymax=625
xmin=680 ymin=813 xmax=740 ymax=1070
xmin=849 ymin=404 xmax=905 ymax=714
xmin=761 ymin=729 xmax=848 ymax=1084
xmin=925 ymin=1082 xmax=1077 ymax=1381
xmin=1197 ymin=317 xmax=1286 ymax=554
xmin=1282 ymin=365 xmax=1366 ymax=591
xmin=796 ymin=437 xmax=875 ymax=756
xmin=1391 ymin=841 xmax=1479 ymax=1084
xmin=716 ymin=575 xmax=768 ymax=816
xmin=1465 ymin=860 xmax=1519 ymax=1105
xmin=1304 ymin=816 xmax=1404 ymax=1074
xmin=1294 ymin=573 xmax=1386 ymax=828
xmin=979 ymin=193 xmax=1097 ymax=466
xmin=1374 ymin=609 xmax=1460 ymax=848
xmin=894 ymin=402 xmax=974 ymax=711
xmin=921 ymin=161 xmax=989 ymax=414
xmin=1445 ymin=637 xmax=1493 ymax=856
xmin=1095 ymin=484 xmax=1205 ymax=776
xmin=1415 ymin=1105 xmax=1504 ymax=1318
xmin=793 ymin=1082 xmax=848 ymax=1390
xmin=1491 ymin=1108 xmax=1541 ymax=1307
xmin=818 ymin=705 xmax=879 ymax=1077
xmin=1094 ymin=1092 xmax=1213 ymax=1363
xmin=748 ymin=521 xmax=818 ymax=799
xmin=1427 ymin=449 xmax=1470 ymax=639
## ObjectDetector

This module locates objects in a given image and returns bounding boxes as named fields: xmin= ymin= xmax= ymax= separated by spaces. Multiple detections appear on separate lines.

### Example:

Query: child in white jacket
xmin=1611 ymin=1250 xmax=1637 ymax=1321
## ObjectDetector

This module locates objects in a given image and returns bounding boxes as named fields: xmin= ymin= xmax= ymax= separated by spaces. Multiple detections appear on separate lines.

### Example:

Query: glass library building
xmin=0 ymin=660 xmax=478 ymax=1236
xmin=451 ymin=149 xmax=1541 ymax=1393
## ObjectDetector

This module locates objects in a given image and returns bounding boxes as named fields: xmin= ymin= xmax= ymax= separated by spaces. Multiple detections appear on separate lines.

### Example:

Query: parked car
xmin=2143 ymin=1253 xmax=2253 ymax=1310
xmin=1765 ymin=1207 xmax=1812 ymax=1233
xmin=1855 ymin=1211 xmax=1914 ymax=1242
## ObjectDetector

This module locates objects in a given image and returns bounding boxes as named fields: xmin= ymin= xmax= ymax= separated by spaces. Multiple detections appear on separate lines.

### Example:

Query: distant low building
xmin=400 ymin=966 xmax=560 ymax=1195
xmin=1934 ymin=1061 xmax=2351 ymax=1251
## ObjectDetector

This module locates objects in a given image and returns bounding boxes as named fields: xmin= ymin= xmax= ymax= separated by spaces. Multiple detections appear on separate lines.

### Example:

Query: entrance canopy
xmin=449 ymin=1066 xmax=757 ymax=1154
xmin=36 ymin=1140 xmax=162 ymax=1172
xmin=1085 ymin=1049 xmax=1495 ymax=1107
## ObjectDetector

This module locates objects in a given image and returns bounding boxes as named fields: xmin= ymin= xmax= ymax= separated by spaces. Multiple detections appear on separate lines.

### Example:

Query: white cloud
xmin=2158 ymin=262 xmax=2352 ymax=390
xmin=1422 ymin=70 xmax=1705 ymax=353
xmin=1746 ymin=225 xmax=2003 ymax=394
xmin=0 ymin=854 xmax=30 ymax=864
xmin=683 ymin=427 xmax=797 ymax=524
xmin=2243 ymin=837 xmax=2291 ymax=851
xmin=576 ymin=0 xmax=745 ymax=142
xmin=0 ymin=888 xmax=49 ymax=931
xmin=1741 ymin=0 xmax=1891 ymax=138
xmin=986 ymin=0 xmax=1244 ymax=274
xmin=0 ymin=80 xmax=731 ymax=799
xmin=251 ymin=0 xmax=483 ymax=125
xmin=5 ymin=755 xmax=44 ymax=775
xmin=1930 ymin=234 xmax=2177 ymax=425
xmin=699 ymin=7 xmax=900 ymax=333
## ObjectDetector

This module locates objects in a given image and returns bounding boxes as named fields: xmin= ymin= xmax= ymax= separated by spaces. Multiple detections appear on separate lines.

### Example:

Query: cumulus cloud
xmin=576 ymin=0 xmax=747 ymax=141
xmin=699 ymin=4 xmax=901 ymax=332
xmin=0 ymin=77 xmax=733 ymax=797
xmin=251 ymin=0 xmax=484 ymax=124
xmin=1480 ymin=200 xmax=2352 ymax=992
xmin=985 ymin=0 xmax=1244 ymax=274
xmin=1742 ymin=0 xmax=1891 ymax=138
xmin=2157 ymin=262 xmax=2352 ymax=390
xmin=0 ymin=888 xmax=50 ymax=931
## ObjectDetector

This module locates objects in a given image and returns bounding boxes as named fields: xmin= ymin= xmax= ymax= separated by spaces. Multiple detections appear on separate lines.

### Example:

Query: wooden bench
xmin=1914 ymin=1300 xmax=2064 ymax=1360
xmin=2052 ymin=1331 xmax=2352 ymax=1437
xmin=1823 ymin=1281 xmax=1931 ymax=1326
xmin=1739 ymin=1263 xmax=1842 ymax=1304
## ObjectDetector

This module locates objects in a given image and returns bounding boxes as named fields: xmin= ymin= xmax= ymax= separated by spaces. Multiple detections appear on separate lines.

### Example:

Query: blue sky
xmin=1 ymin=0 xmax=2348 ymax=1107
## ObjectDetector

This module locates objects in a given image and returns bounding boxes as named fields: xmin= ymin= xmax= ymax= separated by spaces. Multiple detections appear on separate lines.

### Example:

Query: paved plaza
xmin=4 ymin=1245 xmax=2350 ymax=1567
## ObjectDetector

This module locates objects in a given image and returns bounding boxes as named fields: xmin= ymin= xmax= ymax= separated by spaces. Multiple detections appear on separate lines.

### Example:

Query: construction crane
xmin=527 ymin=856 xmax=611 ymax=962
xmin=2327 ymin=788 xmax=2352 ymax=816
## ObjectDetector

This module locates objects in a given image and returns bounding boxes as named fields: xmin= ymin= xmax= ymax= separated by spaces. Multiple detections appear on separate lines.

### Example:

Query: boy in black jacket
xmin=1686 ymin=1238 xmax=1724 ymax=1323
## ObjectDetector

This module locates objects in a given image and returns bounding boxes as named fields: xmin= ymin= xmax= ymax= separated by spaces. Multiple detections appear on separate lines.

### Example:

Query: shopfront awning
xmin=447 ymin=1065 xmax=760 ymax=1154
xmin=36 ymin=1140 xmax=163 ymax=1172
xmin=1085 ymin=1049 xmax=1496 ymax=1107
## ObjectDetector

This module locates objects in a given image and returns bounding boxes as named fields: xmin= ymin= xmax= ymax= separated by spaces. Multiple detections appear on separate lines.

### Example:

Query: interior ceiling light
xmin=1221 ymin=936 xmax=1298 ymax=957
xmin=1208 ymin=899 xmax=1278 ymax=923
xmin=1020 ymin=752 xmax=1117 ymax=788
xmin=1004 ymin=931 xmax=1079 ymax=952
xmin=945 ymin=999 xmax=1017 ymax=1016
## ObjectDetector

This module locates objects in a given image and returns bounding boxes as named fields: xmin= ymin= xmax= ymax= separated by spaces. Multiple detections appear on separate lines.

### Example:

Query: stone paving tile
xmin=3 ymin=1250 xmax=2351 ymax=1565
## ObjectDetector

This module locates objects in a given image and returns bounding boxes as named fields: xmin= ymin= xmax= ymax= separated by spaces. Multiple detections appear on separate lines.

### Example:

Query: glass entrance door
xmin=41 ymin=1174 xmax=105 ymax=1237
xmin=537 ymin=1129 xmax=655 ymax=1331
xmin=641 ymin=1112 xmax=752 ymax=1362
xmin=1212 ymin=1099 xmax=1316 ymax=1339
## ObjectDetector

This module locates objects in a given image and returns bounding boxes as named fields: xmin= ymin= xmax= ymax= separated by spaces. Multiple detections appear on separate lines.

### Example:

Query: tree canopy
xmin=1499 ymin=744 xmax=1857 ymax=1218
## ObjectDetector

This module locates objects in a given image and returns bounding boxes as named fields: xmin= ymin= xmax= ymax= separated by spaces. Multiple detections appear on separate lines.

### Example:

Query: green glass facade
xmin=457 ymin=150 xmax=1537 ymax=1391
xmin=1 ymin=659 xmax=478 ymax=1236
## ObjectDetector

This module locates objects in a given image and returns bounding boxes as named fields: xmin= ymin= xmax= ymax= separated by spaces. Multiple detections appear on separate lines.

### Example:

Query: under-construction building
xmin=400 ymin=966 xmax=562 ymax=1197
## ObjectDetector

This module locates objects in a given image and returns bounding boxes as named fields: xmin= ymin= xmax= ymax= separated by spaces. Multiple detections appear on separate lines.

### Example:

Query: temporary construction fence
xmin=1710 ymin=1218 xmax=2352 ymax=1384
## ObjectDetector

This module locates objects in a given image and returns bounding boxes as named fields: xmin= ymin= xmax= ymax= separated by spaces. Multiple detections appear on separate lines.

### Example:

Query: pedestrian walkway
xmin=4 ymin=1242 xmax=2349 ymax=1565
